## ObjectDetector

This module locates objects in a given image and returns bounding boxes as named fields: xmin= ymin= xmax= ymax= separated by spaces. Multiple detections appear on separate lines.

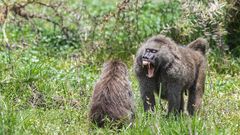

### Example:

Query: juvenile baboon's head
xmin=137 ymin=35 xmax=179 ymax=78
xmin=101 ymin=60 xmax=129 ymax=79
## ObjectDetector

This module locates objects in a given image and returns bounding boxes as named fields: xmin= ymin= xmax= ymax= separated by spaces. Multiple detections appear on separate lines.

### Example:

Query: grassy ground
xmin=0 ymin=45 xmax=239 ymax=135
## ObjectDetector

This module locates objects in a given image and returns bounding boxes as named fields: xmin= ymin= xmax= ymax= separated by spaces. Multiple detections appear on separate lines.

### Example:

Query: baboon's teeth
xmin=142 ymin=60 xmax=149 ymax=65
xmin=147 ymin=63 xmax=154 ymax=78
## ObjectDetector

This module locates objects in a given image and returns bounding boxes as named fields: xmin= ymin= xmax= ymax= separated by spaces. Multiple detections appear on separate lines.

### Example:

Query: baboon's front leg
xmin=138 ymin=76 xmax=157 ymax=112
xmin=141 ymin=90 xmax=155 ymax=112
xmin=167 ymin=83 xmax=182 ymax=115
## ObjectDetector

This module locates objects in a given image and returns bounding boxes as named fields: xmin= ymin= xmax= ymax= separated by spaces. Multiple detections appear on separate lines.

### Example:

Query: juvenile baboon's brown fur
xmin=89 ymin=60 xmax=135 ymax=127
xmin=135 ymin=35 xmax=208 ymax=115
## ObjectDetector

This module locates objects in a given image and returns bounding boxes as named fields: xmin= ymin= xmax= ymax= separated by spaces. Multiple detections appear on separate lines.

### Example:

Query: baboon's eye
xmin=151 ymin=49 xmax=158 ymax=53
xmin=148 ymin=49 xmax=158 ymax=53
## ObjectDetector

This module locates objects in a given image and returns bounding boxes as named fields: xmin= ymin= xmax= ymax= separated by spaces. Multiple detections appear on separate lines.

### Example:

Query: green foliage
xmin=208 ymin=49 xmax=240 ymax=75
xmin=225 ymin=0 xmax=240 ymax=56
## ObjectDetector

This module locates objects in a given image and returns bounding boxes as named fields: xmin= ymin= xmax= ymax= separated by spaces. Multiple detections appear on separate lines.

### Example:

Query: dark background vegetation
xmin=0 ymin=0 xmax=239 ymax=134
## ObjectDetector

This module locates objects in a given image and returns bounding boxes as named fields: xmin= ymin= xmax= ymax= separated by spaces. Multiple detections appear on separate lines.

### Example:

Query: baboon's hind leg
xmin=179 ymin=93 xmax=184 ymax=113
xmin=187 ymin=64 xmax=206 ymax=115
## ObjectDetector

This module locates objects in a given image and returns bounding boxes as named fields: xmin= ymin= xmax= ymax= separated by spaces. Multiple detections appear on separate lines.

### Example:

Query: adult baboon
xmin=134 ymin=35 xmax=208 ymax=115
xmin=89 ymin=60 xmax=135 ymax=127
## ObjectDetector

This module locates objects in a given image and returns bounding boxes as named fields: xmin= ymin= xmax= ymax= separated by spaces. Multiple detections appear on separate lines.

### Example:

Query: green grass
xmin=0 ymin=46 xmax=239 ymax=135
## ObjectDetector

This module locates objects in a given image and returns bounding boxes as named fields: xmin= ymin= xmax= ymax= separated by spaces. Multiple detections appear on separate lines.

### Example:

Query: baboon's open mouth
xmin=142 ymin=60 xmax=155 ymax=78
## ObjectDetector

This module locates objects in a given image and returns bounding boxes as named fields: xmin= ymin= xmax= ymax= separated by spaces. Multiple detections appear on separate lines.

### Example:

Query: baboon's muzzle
xmin=142 ymin=59 xmax=155 ymax=78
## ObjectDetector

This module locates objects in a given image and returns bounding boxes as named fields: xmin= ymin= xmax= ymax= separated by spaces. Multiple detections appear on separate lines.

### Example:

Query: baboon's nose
xmin=142 ymin=53 xmax=155 ymax=60
xmin=142 ymin=55 xmax=148 ymax=59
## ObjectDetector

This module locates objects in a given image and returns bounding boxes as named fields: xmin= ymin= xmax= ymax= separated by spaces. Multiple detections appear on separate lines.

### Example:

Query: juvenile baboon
xmin=89 ymin=60 xmax=135 ymax=127
xmin=134 ymin=35 xmax=208 ymax=115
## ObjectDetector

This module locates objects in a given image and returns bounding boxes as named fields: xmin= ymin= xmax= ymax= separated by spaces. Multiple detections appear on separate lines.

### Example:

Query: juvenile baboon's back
xmin=89 ymin=60 xmax=134 ymax=127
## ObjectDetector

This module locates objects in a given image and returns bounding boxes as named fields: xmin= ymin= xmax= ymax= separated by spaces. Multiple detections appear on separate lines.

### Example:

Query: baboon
xmin=89 ymin=60 xmax=135 ymax=127
xmin=134 ymin=35 xmax=208 ymax=115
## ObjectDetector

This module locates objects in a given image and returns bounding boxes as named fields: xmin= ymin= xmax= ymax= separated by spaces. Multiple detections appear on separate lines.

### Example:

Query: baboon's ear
xmin=136 ymin=55 xmax=142 ymax=66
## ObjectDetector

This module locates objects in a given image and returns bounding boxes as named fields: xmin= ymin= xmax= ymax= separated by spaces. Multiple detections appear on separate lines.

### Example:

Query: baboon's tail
xmin=90 ymin=110 xmax=105 ymax=127
xmin=187 ymin=38 xmax=208 ymax=55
